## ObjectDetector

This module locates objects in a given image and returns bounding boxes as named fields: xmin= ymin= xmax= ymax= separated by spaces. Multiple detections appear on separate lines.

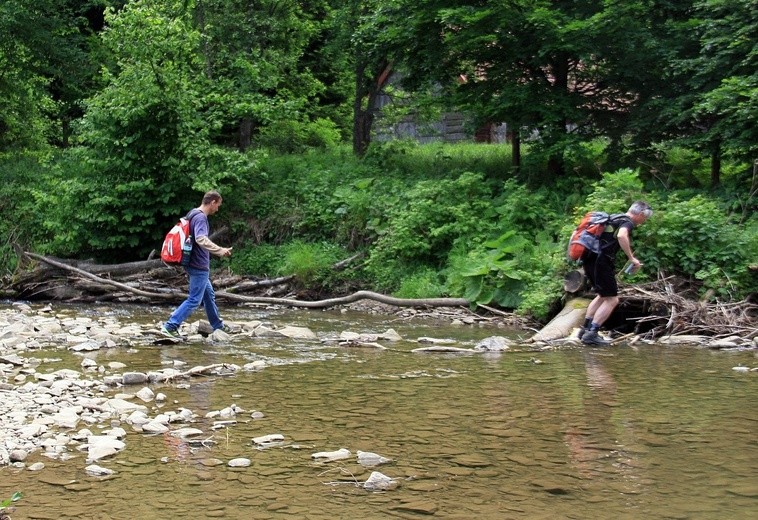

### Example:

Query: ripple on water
xmin=1 ymin=304 xmax=756 ymax=520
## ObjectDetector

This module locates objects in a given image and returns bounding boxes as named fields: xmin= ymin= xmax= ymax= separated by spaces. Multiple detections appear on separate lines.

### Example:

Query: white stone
xmin=170 ymin=427 xmax=204 ymax=439
xmin=103 ymin=398 xmax=147 ymax=415
xmin=357 ymin=450 xmax=392 ymax=467
xmin=84 ymin=435 xmax=125 ymax=462
xmin=141 ymin=421 xmax=169 ymax=434
xmin=474 ymin=336 xmax=512 ymax=351
xmin=363 ymin=471 xmax=398 ymax=491
xmin=311 ymin=448 xmax=351 ymax=462
xmin=253 ymin=434 xmax=284 ymax=446
xmin=52 ymin=408 xmax=81 ymax=429
xmin=228 ymin=458 xmax=251 ymax=468
xmin=85 ymin=464 xmax=115 ymax=476
xmin=135 ymin=387 xmax=155 ymax=402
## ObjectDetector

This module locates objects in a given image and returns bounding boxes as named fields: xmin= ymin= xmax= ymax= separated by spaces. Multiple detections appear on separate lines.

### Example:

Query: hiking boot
xmin=581 ymin=330 xmax=610 ymax=346
xmin=160 ymin=325 xmax=182 ymax=339
xmin=577 ymin=326 xmax=587 ymax=341
xmin=214 ymin=323 xmax=234 ymax=334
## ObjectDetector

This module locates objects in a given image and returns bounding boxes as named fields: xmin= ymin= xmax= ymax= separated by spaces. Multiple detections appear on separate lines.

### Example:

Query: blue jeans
xmin=165 ymin=267 xmax=223 ymax=331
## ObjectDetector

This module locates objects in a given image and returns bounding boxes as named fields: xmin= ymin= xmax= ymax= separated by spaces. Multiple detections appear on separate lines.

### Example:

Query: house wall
xmin=371 ymin=73 xmax=508 ymax=144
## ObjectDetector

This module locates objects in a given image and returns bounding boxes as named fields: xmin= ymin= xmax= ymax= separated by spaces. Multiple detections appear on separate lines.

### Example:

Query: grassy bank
xmin=1 ymin=142 xmax=756 ymax=321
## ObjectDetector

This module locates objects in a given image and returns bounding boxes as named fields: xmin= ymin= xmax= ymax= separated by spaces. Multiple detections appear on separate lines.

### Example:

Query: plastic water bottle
xmin=623 ymin=261 xmax=639 ymax=275
xmin=180 ymin=236 xmax=192 ymax=267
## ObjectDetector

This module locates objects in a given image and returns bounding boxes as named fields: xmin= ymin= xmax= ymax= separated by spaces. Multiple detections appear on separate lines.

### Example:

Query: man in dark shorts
xmin=580 ymin=201 xmax=653 ymax=345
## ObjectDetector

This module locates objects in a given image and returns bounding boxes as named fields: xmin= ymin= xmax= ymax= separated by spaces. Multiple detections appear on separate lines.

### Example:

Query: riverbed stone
xmin=276 ymin=325 xmax=318 ymax=340
xmin=363 ymin=471 xmax=397 ymax=491
xmin=474 ymin=336 xmax=513 ymax=351
xmin=357 ymin=450 xmax=392 ymax=467
xmin=9 ymin=449 xmax=28 ymax=462
xmin=135 ymin=387 xmax=155 ymax=402
xmin=84 ymin=435 xmax=125 ymax=462
xmin=311 ymin=448 xmax=350 ymax=462
xmin=170 ymin=427 xmax=204 ymax=439
xmin=85 ymin=464 xmax=115 ymax=476
xmin=228 ymin=458 xmax=252 ymax=468
xmin=122 ymin=372 xmax=148 ymax=385
xmin=253 ymin=434 xmax=285 ymax=447
xmin=142 ymin=421 xmax=169 ymax=434
xmin=103 ymin=398 xmax=147 ymax=415
xmin=52 ymin=407 xmax=81 ymax=429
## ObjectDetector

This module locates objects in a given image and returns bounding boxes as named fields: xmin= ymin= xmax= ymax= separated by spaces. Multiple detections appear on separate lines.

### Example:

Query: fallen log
xmin=216 ymin=289 xmax=469 ymax=309
xmin=13 ymin=252 xmax=470 ymax=309
xmin=22 ymin=253 xmax=177 ymax=300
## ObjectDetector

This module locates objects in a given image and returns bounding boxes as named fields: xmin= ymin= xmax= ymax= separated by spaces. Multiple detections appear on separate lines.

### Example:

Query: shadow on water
xmin=1 ymin=303 xmax=756 ymax=519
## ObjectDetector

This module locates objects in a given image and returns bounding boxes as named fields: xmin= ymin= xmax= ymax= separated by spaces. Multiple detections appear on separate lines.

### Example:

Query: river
xmin=1 ymin=304 xmax=756 ymax=519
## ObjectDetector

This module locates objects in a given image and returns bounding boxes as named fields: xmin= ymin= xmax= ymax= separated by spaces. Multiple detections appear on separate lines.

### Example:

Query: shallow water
xmin=1 ymin=304 xmax=756 ymax=519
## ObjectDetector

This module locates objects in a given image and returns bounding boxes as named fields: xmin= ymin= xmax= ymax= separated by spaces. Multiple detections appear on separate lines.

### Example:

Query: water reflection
xmin=0 ymin=305 xmax=756 ymax=519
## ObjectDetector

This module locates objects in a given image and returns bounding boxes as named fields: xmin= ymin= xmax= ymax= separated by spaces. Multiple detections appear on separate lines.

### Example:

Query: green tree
xmin=195 ymin=0 xmax=327 ymax=150
xmin=47 ymin=0 xmax=253 ymax=258
xmin=0 ymin=0 xmax=100 ymax=149
xmin=368 ymin=1 xmax=695 ymax=181
xmin=674 ymin=0 xmax=756 ymax=186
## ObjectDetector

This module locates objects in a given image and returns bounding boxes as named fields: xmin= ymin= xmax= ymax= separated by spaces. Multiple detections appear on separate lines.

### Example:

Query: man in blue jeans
xmin=161 ymin=190 xmax=233 ymax=339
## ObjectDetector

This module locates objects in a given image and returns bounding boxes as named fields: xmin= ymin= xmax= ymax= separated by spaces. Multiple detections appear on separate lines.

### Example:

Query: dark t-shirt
xmin=596 ymin=214 xmax=634 ymax=258
xmin=185 ymin=209 xmax=211 ymax=271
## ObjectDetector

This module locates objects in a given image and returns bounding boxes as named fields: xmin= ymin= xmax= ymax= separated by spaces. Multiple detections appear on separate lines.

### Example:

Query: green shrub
xmin=0 ymin=152 xmax=55 ymax=274
xmin=395 ymin=268 xmax=446 ymax=299
xmin=228 ymin=243 xmax=281 ymax=277
xmin=257 ymin=118 xmax=341 ymax=154
xmin=364 ymin=171 xmax=496 ymax=291
xmin=642 ymin=194 xmax=756 ymax=299
xmin=279 ymin=240 xmax=347 ymax=286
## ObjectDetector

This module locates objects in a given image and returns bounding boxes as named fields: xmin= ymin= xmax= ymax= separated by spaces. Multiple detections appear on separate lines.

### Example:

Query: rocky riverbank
xmin=0 ymin=301 xmax=523 ymax=474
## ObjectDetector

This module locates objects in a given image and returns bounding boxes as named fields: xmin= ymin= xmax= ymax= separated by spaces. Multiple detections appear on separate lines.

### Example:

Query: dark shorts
xmin=582 ymin=252 xmax=618 ymax=297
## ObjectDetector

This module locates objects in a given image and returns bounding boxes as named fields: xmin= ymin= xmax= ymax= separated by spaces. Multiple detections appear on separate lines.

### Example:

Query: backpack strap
xmin=184 ymin=209 xmax=202 ymax=240
xmin=606 ymin=213 xmax=632 ymax=236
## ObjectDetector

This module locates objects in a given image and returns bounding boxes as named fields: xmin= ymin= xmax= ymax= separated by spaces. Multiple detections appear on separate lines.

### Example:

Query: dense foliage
xmin=0 ymin=0 xmax=755 ymax=320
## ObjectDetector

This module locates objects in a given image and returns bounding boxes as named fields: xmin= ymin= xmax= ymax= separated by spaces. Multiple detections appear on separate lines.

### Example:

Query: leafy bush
xmin=365 ymin=171 xmax=496 ymax=291
xmin=642 ymin=194 xmax=757 ymax=299
xmin=278 ymin=240 xmax=348 ymax=287
xmin=257 ymin=118 xmax=342 ymax=153
xmin=395 ymin=268 xmax=446 ymax=299
xmin=228 ymin=243 xmax=281 ymax=277
xmin=0 ymin=152 xmax=57 ymax=274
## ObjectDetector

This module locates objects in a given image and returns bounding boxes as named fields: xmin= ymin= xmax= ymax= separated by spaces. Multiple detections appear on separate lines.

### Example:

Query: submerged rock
xmin=311 ymin=448 xmax=351 ymax=462
xmin=357 ymin=450 xmax=392 ymax=467
xmin=363 ymin=471 xmax=398 ymax=491
xmin=473 ymin=336 xmax=512 ymax=351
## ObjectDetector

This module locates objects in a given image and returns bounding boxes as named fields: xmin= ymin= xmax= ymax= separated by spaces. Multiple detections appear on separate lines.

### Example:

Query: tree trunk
xmin=511 ymin=129 xmax=521 ymax=172
xmin=239 ymin=118 xmax=253 ymax=152
xmin=353 ymin=59 xmax=391 ymax=157
xmin=710 ymin=140 xmax=721 ymax=189
xmin=546 ymin=54 xmax=569 ymax=178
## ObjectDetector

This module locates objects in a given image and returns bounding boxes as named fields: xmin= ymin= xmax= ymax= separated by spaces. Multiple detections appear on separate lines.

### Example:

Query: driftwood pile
xmin=618 ymin=274 xmax=757 ymax=340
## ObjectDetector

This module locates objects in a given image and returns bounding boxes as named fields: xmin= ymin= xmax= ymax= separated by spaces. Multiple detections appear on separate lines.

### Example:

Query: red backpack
xmin=160 ymin=213 xmax=196 ymax=265
xmin=567 ymin=211 xmax=612 ymax=261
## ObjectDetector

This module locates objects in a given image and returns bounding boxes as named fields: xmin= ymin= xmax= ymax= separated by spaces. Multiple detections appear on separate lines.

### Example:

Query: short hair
xmin=629 ymin=200 xmax=652 ymax=218
xmin=202 ymin=190 xmax=222 ymax=205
